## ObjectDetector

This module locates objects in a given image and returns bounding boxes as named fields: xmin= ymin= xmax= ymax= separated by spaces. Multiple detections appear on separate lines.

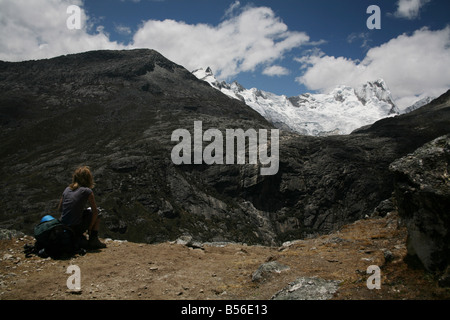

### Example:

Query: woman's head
xmin=69 ymin=166 xmax=95 ymax=190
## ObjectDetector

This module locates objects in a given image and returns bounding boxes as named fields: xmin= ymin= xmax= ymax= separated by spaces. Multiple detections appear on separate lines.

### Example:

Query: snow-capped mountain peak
xmin=192 ymin=67 xmax=216 ymax=84
xmin=354 ymin=79 xmax=399 ymax=115
xmin=192 ymin=68 xmax=400 ymax=136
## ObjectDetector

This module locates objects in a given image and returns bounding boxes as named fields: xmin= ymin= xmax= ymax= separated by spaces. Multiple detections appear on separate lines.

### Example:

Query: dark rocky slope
xmin=390 ymin=134 xmax=450 ymax=273
xmin=1 ymin=49 xmax=449 ymax=246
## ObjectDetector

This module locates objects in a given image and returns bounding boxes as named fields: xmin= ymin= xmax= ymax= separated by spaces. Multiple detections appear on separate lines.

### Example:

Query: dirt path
xmin=1 ymin=212 xmax=449 ymax=300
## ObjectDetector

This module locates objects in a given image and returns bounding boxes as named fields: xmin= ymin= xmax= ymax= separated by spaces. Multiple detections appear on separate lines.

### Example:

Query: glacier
xmin=192 ymin=67 xmax=401 ymax=136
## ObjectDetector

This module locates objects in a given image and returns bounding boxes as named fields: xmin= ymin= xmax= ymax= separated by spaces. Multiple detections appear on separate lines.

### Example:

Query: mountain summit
xmin=193 ymin=68 xmax=399 ymax=135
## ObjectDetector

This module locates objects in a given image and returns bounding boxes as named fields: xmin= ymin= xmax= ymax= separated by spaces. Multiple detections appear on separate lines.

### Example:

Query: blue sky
xmin=82 ymin=0 xmax=449 ymax=97
xmin=0 ymin=0 xmax=449 ymax=108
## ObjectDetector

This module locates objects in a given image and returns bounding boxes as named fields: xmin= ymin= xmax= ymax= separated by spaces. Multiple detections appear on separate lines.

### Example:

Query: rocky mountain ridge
xmin=193 ymin=67 xmax=400 ymax=135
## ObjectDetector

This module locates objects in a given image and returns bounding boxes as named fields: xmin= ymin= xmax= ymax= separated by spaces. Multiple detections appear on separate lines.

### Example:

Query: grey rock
xmin=372 ymin=198 xmax=396 ymax=217
xmin=252 ymin=261 xmax=290 ymax=282
xmin=271 ymin=277 xmax=341 ymax=300
xmin=382 ymin=249 xmax=394 ymax=263
xmin=2 ymin=253 xmax=14 ymax=260
xmin=390 ymin=134 xmax=450 ymax=272
xmin=110 ymin=156 xmax=145 ymax=173
xmin=0 ymin=229 xmax=25 ymax=240
xmin=438 ymin=266 xmax=450 ymax=287
xmin=175 ymin=235 xmax=204 ymax=250
xmin=157 ymin=200 xmax=177 ymax=219
xmin=175 ymin=235 xmax=193 ymax=246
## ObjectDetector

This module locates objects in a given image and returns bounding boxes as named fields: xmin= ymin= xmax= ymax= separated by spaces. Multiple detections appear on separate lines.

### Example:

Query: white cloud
xmin=262 ymin=65 xmax=290 ymax=77
xmin=296 ymin=27 xmax=450 ymax=109
xmin=0 ymin=0 xmax=307 ymax=80
xmin=347 ymin=32 xmax=372 ymax=50
xmin=131 ymin=5 xmax=309 ymax=79
xmin=393 ymin=0 xmax=431 ymax=20
xmin=0 ymin=0 xmax=124 ymax=62
xmin=223 ymin=0 xmax=241 ymax=19
xmin=115 ymin=24 xmax=132 ymax=35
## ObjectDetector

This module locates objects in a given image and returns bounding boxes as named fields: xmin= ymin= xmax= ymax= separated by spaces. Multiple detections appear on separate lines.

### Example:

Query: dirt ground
xmin=1 ymin=212 xmax=449 ymax=301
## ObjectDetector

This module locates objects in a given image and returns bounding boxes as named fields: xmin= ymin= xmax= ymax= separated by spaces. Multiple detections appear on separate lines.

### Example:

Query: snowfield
xmin=193 ymin=67 xmax=403 ymax=136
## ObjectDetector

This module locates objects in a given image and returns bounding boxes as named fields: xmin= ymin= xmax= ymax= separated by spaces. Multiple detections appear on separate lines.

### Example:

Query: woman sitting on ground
xmin=58 ymin=166 xmax=106 ymax=249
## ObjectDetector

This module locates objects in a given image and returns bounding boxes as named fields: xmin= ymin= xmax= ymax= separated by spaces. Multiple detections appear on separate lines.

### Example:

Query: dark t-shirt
xmin=60 ymin=186 xmax=92 ymax=227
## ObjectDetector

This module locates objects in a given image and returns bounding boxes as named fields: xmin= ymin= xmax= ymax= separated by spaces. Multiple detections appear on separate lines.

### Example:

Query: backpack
xmin=26 ymin=216 xmax=77 ymax=258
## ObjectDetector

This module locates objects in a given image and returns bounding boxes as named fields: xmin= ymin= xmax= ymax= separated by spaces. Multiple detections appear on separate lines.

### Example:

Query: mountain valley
xmin=0 ymin=49 xmax=449 ymax=250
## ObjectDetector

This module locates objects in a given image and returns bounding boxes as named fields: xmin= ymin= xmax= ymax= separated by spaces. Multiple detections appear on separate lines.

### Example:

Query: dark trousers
xmin=70 ymin=209 xmax=93 ymax=247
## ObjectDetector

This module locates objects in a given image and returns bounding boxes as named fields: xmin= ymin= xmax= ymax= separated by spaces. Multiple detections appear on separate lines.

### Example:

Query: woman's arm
xmin=88 ymin=192 xmax=99 ymax=232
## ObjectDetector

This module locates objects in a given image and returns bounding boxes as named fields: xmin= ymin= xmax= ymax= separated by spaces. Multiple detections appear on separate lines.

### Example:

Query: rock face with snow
xmin=193 ymin=68 xmax=399 ymax=136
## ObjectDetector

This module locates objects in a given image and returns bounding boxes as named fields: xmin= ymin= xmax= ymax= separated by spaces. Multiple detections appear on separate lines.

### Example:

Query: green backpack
xmin=32 ymin=216 xmax=75 ymax=258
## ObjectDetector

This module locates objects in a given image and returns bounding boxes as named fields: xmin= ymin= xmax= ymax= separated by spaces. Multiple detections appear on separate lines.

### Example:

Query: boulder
xmin=372 ymin=198 xmax=396 ymax=217
xmin=271 ymin=277 xmax=341 ymax=300
xmin=390 ymin=134 xmax=450 ymax=272
xmin=251 ymin=261 xmax=290 ymax=282
xmin=0 ymin=229 xmax=25 ymax=240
